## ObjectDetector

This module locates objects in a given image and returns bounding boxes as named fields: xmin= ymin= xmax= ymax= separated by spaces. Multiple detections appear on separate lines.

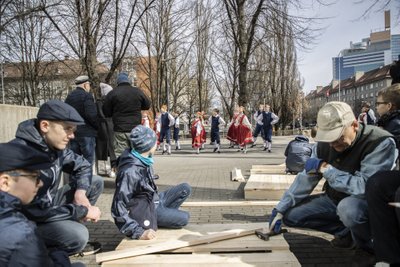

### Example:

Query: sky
xmin=295 ymin=0 xmax=399 ymax=94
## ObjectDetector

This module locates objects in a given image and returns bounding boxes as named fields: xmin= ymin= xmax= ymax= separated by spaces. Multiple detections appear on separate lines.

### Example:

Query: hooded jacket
xmin=10 ymin=119 xmax=90 ymax=222
xmin=377 ymin=110 xmax=400 ymax=148
xmin=111 ymin=149 xmax=159 ymax=239
xmin=0 ymin=192 xmax=54 ymax=266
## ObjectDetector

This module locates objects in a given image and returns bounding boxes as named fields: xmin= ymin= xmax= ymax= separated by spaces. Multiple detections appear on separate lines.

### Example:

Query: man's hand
xmin=74 ymin=189 xmax=91 ymax=208
xmin=140 ymin=229 xmax=156 ymax=240
xmin=304 ymin=158 xmax=324 ymax=174
xmin=269 ymin=208 xmax=283 ymax=234
xmin=84 ymin=206 xmax=101 ymax=222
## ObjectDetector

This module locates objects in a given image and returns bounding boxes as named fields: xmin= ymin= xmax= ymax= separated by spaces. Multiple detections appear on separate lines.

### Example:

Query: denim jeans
xmin=156 ymin=183 xmax=191 ymax=228
xmin=283 ymin=193 xmax=371 ymax=249
xmin=37 ymin=175 xmax=104 ymax=255
xmin=69 ymin=136 xmax=96 ymax=165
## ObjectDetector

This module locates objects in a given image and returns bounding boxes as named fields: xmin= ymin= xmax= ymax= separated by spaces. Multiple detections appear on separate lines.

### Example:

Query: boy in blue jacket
xmin=112 ymin=125 xmax=191 ymax=239
xmin=0 ymin=142 xmax=81 ymax=266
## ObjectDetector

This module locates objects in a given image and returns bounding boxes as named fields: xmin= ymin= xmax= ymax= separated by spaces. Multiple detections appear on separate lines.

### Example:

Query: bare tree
xmin=42 ymin=0 xmax=155 ymax=99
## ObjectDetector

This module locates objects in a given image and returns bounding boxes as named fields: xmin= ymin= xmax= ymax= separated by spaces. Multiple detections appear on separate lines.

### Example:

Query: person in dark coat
xmin=103 ymin=72 xmax=151 ymax=159
xmin=112 ymin=125 xmax=191 ymax=240
xmin=65 ymin=75 xmax=98 ymax=165
xmin=96 ymin=83 xmax=117 ymax=176
xmin=365 ymin=83 xmax=400 ymax=265
xmin=10 ymin=100 xmax=103 ymax=256
xmin=284 ymin=135 xmax=312 ymax=174
xmin=0 ymin=142 xmax=82 ymax=267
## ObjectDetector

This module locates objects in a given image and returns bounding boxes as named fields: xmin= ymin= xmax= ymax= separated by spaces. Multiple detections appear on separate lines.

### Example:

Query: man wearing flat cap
xmin=268 ymin=101 xmax=397 ymax=265
xmin=0 ymin=142 xmax=83 ymax=266
xmin=65 ymin=75 xmax=98 ymax=166
xmin=10 ymin=100 xmax=103 ymax=257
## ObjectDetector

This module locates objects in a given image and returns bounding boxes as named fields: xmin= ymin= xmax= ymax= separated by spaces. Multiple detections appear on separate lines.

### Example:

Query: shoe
xmin=162 ymin=150 xmax=167 ymax=155
xmin=167 ymin=152 xmax=171 ymax=155
xmin=352 ymin=248 xmax=376 ymax=267
xmin=268 ymin=149 xmax=271 ymax=153
xmin=250 ymin=144 xmax=256 ymax=148
xmin=330 ymin=233 xmax=355 ymax=249
xmin=217 ymin=150 xmax=221 ymax=154
xmin=263 ymin=147 xmax=267 ymax=151
xmin=213 ymin=147 xmax=218 ymax=152
xmin=73 ymin=241 xmax=102 ymax=257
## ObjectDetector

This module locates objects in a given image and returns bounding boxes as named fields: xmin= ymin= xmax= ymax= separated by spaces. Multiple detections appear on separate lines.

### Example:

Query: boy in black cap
xmin=10 ymin=100 xmax=103 ymax=256
xmin=0 ymin=142 xmax=80 ymax=266
xmin=111 ymin=125 xmax=191 ymax=240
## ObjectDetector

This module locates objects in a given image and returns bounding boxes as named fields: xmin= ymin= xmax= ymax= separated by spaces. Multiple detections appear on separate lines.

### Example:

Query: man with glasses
xmin=268 ymin=101 xmax=397 ymax=265
xmin=10 ymin=100 xmax=103 ymax=257
xmin=65 ymin=75 xmax=98 ymax=166
xmin=0 ymin=142 xmax=83 ymax=266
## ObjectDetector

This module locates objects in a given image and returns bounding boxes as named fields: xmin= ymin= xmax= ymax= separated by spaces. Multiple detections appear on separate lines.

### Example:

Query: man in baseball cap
xmin=268 ymin=101 xmax=397 ymax=265
xmin=10 ymin=99 xmax=103 ymax=257
xmin=0 ymin=142 xmax=77 ymax=266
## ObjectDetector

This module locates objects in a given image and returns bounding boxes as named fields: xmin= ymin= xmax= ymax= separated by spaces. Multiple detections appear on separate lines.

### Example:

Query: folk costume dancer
xmin=236 ymin=106 xmax=253 ymax=153
xmin=262 ymin=104 xmax=279 ymax=152
xmin=191 ymin=112 xmax=206 ymax=154
xmin=209 ymin=108 xmax=226 ymax=153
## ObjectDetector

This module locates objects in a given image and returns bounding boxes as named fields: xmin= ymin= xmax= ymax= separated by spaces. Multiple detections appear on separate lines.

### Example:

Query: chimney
xmin=355 ymin=71 xmax=364 ymax=81
xmin=332 ymin=79 xmax=339 ymax=88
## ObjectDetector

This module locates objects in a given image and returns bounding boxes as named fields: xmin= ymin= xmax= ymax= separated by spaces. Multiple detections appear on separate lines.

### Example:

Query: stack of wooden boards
xmin=97 ymin=222 xmax=300 ymax=266
xmin=244 ymin=164 xmax=325 ymax=200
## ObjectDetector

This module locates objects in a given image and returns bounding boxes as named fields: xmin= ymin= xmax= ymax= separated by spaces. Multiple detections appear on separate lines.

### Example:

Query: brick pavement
xmin=71 ymin=136 xmax=358 ymax=266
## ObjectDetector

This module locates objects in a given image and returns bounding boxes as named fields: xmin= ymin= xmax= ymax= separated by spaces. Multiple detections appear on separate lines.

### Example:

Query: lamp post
xmin=338 ymin=50 xmax=342 ymax=102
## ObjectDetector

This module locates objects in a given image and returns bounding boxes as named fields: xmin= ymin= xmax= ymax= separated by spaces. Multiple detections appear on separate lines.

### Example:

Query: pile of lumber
xmin=97 ymin=223 xmax=300 ymax=266
xmin=244 ymin=164 xmax=325 ymax=200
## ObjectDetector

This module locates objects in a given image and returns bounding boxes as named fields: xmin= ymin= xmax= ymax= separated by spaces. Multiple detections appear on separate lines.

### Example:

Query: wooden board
xmin=181 ymin=201 xmax=279 ymax=207
xmin=116 ymin=223 xmax=289 ymax=253
xmin=244 ymin=174 xmax=324 ymax=200
xmin=102 ymin=251 xmax=301 ymax=266
xmin=250 ymin=165 xmax=287 ymax=175
xmin=97 ymin=225 xmax=263 ymax=263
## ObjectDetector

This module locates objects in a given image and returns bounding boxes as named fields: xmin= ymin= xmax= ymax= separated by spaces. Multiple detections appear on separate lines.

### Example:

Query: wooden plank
xmin=97 ymin=226 xmax=263 ymax=263
xmin=102 ymin=251 xmax=301 ymax=266
xmin=181 ymin=200 xmax=279 ymax=207
xmin=244 ymin=174 xmax=324 ymax=200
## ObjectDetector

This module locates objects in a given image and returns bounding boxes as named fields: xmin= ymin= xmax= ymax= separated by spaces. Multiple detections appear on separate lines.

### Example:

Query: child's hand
xmin=140 ymin=229 xmax=156 ymax=240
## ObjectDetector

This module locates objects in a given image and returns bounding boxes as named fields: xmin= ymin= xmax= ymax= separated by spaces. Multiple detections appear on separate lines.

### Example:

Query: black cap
xmin=37 ymin=100 xmax=85 ymax=125
xmin=0 ymin=143 xmax=52 ymax=172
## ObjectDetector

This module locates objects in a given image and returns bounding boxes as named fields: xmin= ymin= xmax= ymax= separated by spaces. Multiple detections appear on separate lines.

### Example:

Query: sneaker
xmin=352 ymin=248 xmax=376 ymax=267
xmin=73 ymin=241 xmax=102 ymax=257
xmin=330 ymin=233 xmax=355 ymax=249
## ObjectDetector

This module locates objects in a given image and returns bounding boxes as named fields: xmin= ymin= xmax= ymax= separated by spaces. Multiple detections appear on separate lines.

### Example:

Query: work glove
xmin=304 ymin=158 xmax=324 ymax=174
xmin=269 ymin=208 xmax=283 ymax=234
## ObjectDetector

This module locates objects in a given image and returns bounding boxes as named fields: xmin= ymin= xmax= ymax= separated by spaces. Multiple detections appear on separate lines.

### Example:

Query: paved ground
xmin=72 ymin=136 xmax=358 ymax=266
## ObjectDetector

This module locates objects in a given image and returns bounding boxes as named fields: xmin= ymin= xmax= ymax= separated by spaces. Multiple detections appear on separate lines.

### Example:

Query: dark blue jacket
xmin=0 ymin=192 xmax=54 ymax=266
xmin=284 ymin=135 xmax=312 ymax=173
xmin=377 ymin=110 xmax=400 ymax=148
xmin=10 ymin=119 xmax=90 ymax=222
xmin=65 ymin=87 xmax=98 ymax=137
xmin=103 ymin=83 xmax=151 ymax=132
xmin=111 ymin=149 xmax=159 ymax=239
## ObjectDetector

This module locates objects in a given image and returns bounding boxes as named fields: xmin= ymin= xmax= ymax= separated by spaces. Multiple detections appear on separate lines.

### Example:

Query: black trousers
xmin=366 ymin=171 xmax=400 ymax=264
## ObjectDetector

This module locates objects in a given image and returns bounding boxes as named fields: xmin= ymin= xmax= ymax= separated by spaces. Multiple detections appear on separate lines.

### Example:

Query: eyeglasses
xmin=6 ymin=171 xmax=41 ymax=185
xmin=375 ymin=101 xmax=389 ymax=106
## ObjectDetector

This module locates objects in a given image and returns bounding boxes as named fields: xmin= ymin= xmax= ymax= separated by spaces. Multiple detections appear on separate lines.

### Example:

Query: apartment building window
xmin=370 ymin=84 xmax=373 ymax=89
xmin=370 ymin=93 xmax=373 ymax=97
